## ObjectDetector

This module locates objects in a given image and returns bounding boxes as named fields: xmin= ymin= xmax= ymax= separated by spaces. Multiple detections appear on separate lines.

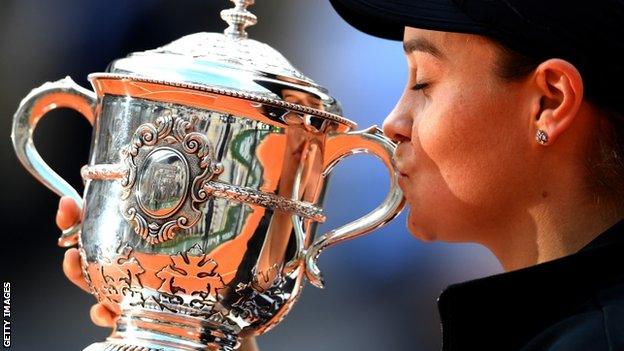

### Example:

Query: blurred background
xmin=0 ymin=1 xmax=501 ymax=350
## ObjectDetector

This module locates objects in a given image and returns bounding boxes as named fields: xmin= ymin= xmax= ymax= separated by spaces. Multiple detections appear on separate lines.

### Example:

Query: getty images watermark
xmin=3 ymin=282 xmax=10 ymax=348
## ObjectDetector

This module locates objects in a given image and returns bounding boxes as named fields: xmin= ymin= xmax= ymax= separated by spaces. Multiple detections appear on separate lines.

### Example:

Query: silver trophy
xmin=11 ymin=1 xmax=405 ymax=350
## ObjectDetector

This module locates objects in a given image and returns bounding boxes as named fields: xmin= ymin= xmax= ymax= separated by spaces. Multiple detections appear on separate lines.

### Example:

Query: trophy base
xmin=83 ymin=308 xmax=241 ymax=351
xmin=83 ymin=342 xmax=163 ymax=351
xmin=83 ymin=340 xmax=241 ymax=351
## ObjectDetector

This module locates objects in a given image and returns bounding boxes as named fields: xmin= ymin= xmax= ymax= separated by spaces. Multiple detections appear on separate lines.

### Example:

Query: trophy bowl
xmin=11 ymin=1 xmax=404 ymax=350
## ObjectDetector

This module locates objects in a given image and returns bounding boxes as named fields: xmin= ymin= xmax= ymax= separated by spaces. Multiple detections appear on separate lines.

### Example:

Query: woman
xmin=58 ymin=0 xmax=624 ymax=349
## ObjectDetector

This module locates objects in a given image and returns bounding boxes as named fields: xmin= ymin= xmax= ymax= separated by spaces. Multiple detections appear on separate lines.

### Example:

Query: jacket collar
xmin=438 ymin=219 xmax=624 ymax=350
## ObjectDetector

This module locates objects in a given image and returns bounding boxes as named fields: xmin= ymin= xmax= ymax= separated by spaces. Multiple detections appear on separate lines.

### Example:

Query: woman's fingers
xmin=90 ymin=304 xmax=117 ymax=328
xmin=62 ymin=248 xmax=91 ymax=293
xmin=58 ymin=197 xmax=89 ymax=292
xmin=56 ymin=196 xmax=81 ymax=230
xmin=63 ymin=241 xmax=120 ymax=328
xmin=57 ymin=196 xmax=87 ymax=292
xmin=55 ymin=197 xmax=119 ymax=328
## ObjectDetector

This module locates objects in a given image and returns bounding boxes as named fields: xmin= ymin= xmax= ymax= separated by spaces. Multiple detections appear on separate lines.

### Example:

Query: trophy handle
xmin=11 ymin=76 xmax=97 ymax=247
xmin=304 ymin=125 xmax=405 ymax=288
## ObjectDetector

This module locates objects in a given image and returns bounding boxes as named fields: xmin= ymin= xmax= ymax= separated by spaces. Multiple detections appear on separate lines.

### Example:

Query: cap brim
xmin=329 ymin=0 xmax=487 ymax=41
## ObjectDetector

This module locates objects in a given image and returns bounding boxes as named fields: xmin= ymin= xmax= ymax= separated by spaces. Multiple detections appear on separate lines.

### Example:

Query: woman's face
xmin=384 ymin=27 xmax=539 ymax=243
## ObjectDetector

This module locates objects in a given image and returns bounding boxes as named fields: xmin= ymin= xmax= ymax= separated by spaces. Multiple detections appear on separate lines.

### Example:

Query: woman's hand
xmin=56 ymin=196 xmax=118 ymax=327
xmin=55 ymin=196 xmax=259 ymax=350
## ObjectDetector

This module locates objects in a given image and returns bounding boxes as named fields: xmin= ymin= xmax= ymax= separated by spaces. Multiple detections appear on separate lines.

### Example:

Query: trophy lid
xmin=101 ymin=0 xmax=352 ymax=127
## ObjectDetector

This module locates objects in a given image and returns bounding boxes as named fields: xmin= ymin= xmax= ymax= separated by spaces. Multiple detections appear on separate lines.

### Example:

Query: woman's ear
xmin=532 ymin=59 xmax=584 ymax=145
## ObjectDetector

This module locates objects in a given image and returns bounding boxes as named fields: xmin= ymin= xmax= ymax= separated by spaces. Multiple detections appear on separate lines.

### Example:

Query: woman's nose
xmin=382 ymin=105 xmax=412 ymax=143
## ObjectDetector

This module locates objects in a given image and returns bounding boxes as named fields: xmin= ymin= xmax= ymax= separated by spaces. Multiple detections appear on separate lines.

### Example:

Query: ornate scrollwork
xmin=121 ymin=113 xmax=222 ymax=244
xmin=87 ymin=245 xmax=147 ymax=308
xmin=229 ymin=266 xmax=292 ymax=323
xmin=201 ymin=181 xmax=325 ymax=222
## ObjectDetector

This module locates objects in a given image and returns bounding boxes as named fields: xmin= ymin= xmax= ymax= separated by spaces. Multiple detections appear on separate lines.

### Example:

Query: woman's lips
xmin=397 ymin=168 xmax=410 ymax=181
xmin=397 ymin=172 xmax=409 ymax=191
xmin=393 ymin=153 xmax=410 ymax=179
xmin=395 ymin=163 xmax=410 ymax=179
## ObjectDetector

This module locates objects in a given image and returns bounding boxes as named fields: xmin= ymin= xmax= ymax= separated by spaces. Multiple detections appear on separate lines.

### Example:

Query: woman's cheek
xmin=416 ymin=97 xmax=495 ymax=206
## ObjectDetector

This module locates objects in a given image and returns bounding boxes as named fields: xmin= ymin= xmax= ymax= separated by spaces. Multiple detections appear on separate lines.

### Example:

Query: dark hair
xmin=492 ymin=42 xmax=624 ymax=210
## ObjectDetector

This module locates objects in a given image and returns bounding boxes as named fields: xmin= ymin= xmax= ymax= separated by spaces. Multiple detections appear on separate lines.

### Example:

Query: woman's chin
xmin=406 ymin=215 xmax=437 ymax=242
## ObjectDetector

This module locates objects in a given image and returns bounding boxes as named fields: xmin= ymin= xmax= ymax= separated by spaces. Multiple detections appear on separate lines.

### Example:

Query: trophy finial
xmin=220 ymin=0 xmax=257 ymax=39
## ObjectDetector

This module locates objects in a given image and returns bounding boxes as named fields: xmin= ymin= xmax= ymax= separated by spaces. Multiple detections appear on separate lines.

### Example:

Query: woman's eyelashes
xmin=411 ymin=81 xmax=430 ymax=92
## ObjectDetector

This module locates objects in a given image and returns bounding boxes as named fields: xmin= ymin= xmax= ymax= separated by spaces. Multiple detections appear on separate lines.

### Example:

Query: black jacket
xmin=438 ymin=220 xmax=624 ymax=350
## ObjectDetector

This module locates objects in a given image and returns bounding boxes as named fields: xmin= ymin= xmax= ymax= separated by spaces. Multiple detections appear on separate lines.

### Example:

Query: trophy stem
xmin=82 ymin=308 xmax=241 ymax=351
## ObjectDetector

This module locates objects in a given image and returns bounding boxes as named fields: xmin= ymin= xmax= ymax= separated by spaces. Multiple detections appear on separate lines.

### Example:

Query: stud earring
xmin=536 ymin=129 xmax=549 ymax=145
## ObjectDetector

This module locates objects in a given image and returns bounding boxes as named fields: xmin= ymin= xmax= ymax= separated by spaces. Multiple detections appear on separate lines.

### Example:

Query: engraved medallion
xmin=120 ymin=114 xmax=222 ymax=245
xmin=137 ymin=148 xmax=189 ymax=219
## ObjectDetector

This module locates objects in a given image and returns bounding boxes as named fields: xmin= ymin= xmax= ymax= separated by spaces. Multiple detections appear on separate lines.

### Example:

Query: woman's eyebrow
xmin=403 ymin=38 xmax=445 ymax=60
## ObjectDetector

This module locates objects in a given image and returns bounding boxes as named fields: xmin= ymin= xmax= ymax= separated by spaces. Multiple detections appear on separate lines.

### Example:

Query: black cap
xmin=330 ymin=0 xmax=624 ymax=113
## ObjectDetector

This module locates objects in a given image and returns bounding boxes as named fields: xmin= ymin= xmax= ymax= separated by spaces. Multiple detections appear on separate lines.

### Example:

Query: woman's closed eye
xmin=411 ymin=81 xmax=430 ymax=92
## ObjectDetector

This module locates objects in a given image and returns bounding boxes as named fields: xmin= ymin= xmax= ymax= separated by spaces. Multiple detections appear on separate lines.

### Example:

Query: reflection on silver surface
xmin=137 ymin=147 xmax=189 ymax=219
